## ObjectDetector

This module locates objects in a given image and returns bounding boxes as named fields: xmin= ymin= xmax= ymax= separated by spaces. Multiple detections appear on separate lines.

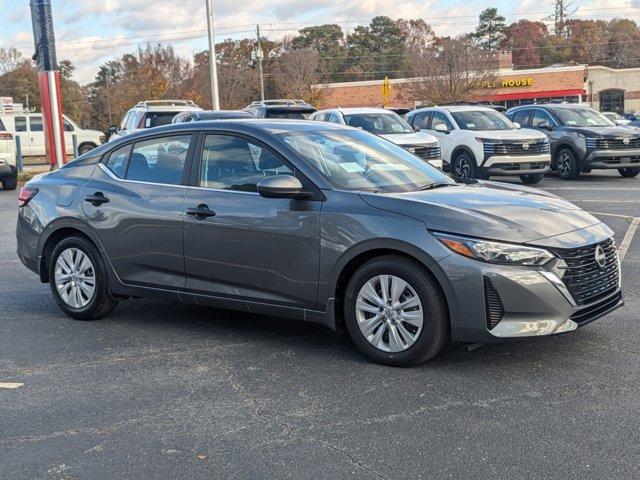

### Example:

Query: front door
xmin=28 ymin=115 xmax=46 ymax=156
xmin=82 ymin=133 xmax=194 ymax=290
xmin=183 ymin=133 xmax=321 ymax=309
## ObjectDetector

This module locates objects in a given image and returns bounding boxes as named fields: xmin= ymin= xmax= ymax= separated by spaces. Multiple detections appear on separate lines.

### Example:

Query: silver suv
xmin=109 ymin=100 xmax=201 ymax=141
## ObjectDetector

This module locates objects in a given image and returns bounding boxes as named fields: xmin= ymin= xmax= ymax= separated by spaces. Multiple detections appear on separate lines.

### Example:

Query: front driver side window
xmin=532 ymin=110 xmax=554 ymax=129
xmin=430 ymin=112 xmax=453 ymax=131
xmin=199 ymin=134 xmax=293 ymax=192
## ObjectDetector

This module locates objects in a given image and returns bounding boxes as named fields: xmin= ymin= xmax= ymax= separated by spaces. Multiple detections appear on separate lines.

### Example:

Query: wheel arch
xmin=328 ymin=240 xmax=455 ymax=331
xmin=37 ymin=218 xmax=102 ymax=283
xmin=451 ymin=145 xmax=478 ymax=166
xmin=551 ymin=142 xmax=578 ymax=167
xmin=78 ymin=141 xmax=98 ymax=153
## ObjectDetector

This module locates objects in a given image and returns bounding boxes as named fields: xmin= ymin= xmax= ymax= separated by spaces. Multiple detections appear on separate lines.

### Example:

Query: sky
xmin=1 ymin=0 xmax=639 ymax=84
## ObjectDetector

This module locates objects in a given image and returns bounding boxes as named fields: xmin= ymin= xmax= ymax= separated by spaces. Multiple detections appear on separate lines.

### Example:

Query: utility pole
xmin=256 ymin=24 xmax=265 ymax=101
xmin=105 ymin=72 xmax=112 ymax=124
xmin=205 ymin=0 xmax=220 ymax=110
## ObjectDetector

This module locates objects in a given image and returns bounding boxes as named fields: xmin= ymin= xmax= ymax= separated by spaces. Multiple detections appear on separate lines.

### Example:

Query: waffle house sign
xmin=478 ymin=78 xmax=534 ymax=89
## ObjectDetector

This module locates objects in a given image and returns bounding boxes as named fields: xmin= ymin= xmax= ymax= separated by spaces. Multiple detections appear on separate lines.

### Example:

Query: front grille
xmin=492 ymin=161 xmax=548 ymax=171
xmin=570 ymin=292 xmax=623 ymax=325
xmin=404 ymin=145 xmax=442 ymax=160
xmin=587 ymin=137 xmax=640 ymax=150
xmin=484 ymin=278 xmax=504 ymax=330
xmin=484 ymin=140 xmax=550 ymax=157
xmin=551 ymin=238 xmax=619 ymax=306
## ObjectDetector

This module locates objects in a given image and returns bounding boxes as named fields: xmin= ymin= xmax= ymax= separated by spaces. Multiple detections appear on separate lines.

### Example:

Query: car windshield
xmin=343 ymin=113 xmax=414 ymax=135
xmin=280 ymin=129 xmax=451 ymax=193
xmin=450 ymin=110 xmax=516 ymax=131
xmin=144 ymin=112 xmax=181 ymax=128
xmin=555 ymin=108 xmax=614 ymax=127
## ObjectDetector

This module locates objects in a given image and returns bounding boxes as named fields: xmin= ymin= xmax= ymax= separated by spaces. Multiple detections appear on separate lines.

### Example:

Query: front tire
xmin=519 ymin=173 xmax=544 ymax=185
xmin=619 ymin=167 xmax=640 ymax=178
xmin=556 ymin=148 xmax=580 ymax=180
xmin=343 ymin=255 xmax=449 ymax=367
xmin=49 ymin=235 xmax=117 ymax=320
xmin=79 ymin=143 xmax=97 ymax=155
xmin=452 ymin=152 xmax=485 ymax=180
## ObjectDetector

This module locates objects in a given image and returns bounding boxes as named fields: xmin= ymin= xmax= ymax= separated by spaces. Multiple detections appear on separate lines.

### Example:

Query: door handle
xmin=84 ymin=192 xmax=110 ymax=207
xmin=186 ymin=204 xmax=216 ymax=220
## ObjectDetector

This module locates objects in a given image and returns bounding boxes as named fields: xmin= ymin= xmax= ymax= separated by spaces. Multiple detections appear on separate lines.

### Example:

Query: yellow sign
xmin=381 ymin=76 xmax=391 ymax=107
xmin=478 ymin=78 xmax=534 ymax=89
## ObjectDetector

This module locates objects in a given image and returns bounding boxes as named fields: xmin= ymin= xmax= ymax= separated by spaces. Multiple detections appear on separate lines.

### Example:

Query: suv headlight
xmin=433 ymin=233 xmax=554 ymax=266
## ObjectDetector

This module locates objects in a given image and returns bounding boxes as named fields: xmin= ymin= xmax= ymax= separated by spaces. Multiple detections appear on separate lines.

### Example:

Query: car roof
xmin=324 ymin=107 xmax=399 ymax=115
xmin=509 ymin=103 xmax=591 ymax=111
xmin=194 ymin=110 xmax=255 ymax=119
xmin=426 ymin=105 xmax=496 ymax=113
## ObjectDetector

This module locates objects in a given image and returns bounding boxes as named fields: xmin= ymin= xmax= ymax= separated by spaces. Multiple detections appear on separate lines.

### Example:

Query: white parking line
xmin=618 ymin=218 xmax=640 ymax=262
xmin=586 ymin=212 xmax=635 ymax=219
xmin=544 ymin=187 xmax=640 ymax=191
xmin=572 ymin=200 xmax=640 ymax=204
xmin=0 ymin=383 xmax=23 ymax=389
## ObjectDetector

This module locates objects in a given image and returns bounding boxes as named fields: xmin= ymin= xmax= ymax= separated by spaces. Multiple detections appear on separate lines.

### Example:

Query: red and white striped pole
xmin=30 ymin=0 xmax=66 ymax=169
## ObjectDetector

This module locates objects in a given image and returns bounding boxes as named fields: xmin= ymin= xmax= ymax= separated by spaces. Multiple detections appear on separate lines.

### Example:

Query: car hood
xmin=380 ymin=131 xmax=438 ymax=145
xmin=360 ymin=181 xmax=602 ymax=244
xmin=471 ymin=128 xmax=547 ymax=141
xmin=562 ymin=125 xmax=638 ymax=137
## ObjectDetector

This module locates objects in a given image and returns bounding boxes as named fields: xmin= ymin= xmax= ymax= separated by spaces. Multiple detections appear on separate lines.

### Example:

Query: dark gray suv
xmin=16 ymin=120 xmax=623 ymax=366
xmin=506 ymin=104 xmax=640 ymax=180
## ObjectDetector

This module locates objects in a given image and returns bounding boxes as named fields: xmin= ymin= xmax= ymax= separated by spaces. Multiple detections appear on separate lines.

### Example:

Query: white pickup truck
xmin=0 ymin=117 xmax=16 ymax=190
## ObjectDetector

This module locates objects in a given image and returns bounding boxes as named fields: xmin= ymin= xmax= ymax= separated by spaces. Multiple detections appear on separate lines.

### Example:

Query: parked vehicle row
xmin=17 ymin=119 xmax=624 ymax=366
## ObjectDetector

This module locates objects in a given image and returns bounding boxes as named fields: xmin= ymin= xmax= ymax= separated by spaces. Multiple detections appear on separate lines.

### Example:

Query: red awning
xmin=478 ymin=89 xmax=585 ymax=102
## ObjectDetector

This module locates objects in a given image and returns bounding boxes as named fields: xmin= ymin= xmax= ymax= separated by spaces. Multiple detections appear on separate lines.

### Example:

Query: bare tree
xmin=403 ymin=36 xmax=497 ymax=106
xmin=0 ymin=47 xmax=24 ymax=75
xmin=271 ymin=48 xmax=323 ymax=104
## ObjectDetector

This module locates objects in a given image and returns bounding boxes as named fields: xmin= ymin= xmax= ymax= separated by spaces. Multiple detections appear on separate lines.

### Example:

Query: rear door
xmin=82 ymin=133 xmax=195 ymax=290
xmin=13 ymin=116 xmax=30 ymax=155
xmin=182 ymin=132 xmax=321 ymax=309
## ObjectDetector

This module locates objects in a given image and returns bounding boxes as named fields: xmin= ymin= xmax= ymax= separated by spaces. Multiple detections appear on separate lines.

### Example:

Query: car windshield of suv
xmin=555 ymin=108 xmax=614 ymax=127
xmin=343 ymin=113 xmax=414 ymax=135
xmin=450 ymin=110 xmax=515 ymax=131
xmin=144 ymin=112 xmax=181 ymax=128
xmin=280 ymin=129 xmax=451 ymax=193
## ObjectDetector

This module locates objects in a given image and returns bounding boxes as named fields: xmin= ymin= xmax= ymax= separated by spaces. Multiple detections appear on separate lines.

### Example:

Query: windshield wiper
xmin=416 ymin=182 xmax=456 ymax=191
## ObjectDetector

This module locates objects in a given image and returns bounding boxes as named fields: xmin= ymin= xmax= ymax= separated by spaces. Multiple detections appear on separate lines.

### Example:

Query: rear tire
xmin=619 ymin=167 xmax=640 ymax=178
xmin=519 ymin=173 xmax=544 ymax=185
xmin=2 ymin=174 xmax=17 ymax=190
xmin=79 ymin=143 xmax=97 ymax=155
xmin=49 ymin=235 xmax=117 ymax=320
xmin=555 ymin=148 xmax=580 ymax=180
xmin=343 ymin=255 xmax=449 ymax=367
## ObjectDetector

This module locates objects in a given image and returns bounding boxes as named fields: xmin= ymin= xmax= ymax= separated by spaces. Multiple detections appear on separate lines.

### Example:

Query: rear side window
xmin=511 ymin=109 xmax=531 ymax=126
xmin=411 ymin=112 xmax=431 ymax=130
xmin=0 ymin=119 xmax=5 ymax=130
xmin=144 ymin=112 xmax=178 ymax=128
xmin=106 ymin=144 xmax=132 ymax=178
xmin=128 ymin=135 xmax=192 ymax=185
xmin=15 ymin=117 xmax=27 ymax=132
xmin=30 ymin=116 xmax=44 ymax=132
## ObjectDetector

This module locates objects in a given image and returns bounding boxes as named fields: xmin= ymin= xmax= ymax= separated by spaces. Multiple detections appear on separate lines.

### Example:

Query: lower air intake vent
xmin=484 ymin=278 xmax=505 ymax=330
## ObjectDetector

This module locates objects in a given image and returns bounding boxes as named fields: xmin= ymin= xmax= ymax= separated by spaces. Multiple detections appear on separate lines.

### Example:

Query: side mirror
xmin=513 ymin=122 xmax=522 ymax=129
xmin=413 ymin=125 xmax=420 ymax=132
xmin=256 ymin=175 xmax=310 ymax=199
xmin=434 ymin=124 xmax=450 ymax=133
xmin=107 ymin=125 xmax=118 ymax=134
xmin=537 ymin=121 xmax=552 ymax=131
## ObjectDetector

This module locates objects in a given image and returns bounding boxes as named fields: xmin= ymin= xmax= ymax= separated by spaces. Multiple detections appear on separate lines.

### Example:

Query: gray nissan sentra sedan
xmin=16 ymin=120 xmax=623 ymax=366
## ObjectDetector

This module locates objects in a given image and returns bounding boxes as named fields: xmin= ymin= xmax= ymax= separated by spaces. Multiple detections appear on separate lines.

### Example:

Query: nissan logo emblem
xmin=522 ymin=143 xmax=530 ymax=150
xmin=594 ymin=245 xmax=607 ymax=269
xmin=623 ymin=137 xmax=630 ymax=145
xmin=408 ymin=147 xmax=416 ymax=154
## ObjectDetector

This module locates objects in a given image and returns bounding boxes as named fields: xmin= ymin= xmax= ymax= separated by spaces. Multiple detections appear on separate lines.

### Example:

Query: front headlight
xmin=433 ymin=233 xmax=554 ymax=266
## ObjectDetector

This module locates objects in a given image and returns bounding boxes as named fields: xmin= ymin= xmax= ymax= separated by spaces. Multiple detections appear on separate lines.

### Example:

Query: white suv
xmin=0 ymin=117 xmax=16 ymax=190
xmin=109 ymin=100 xmax=202 ymax=141
xmin=0 ymin=112 xmax=104 ymax=157
xmin=311 ymin=107 xmax=443 ymax=169
xmin=405 ymin=106 xmax=551 ymax=184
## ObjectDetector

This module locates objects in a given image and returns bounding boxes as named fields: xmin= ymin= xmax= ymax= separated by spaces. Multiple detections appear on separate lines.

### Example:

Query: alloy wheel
xmin=355 ymin=274 xmax=424 ymax=353
xmin=54 ymin=248 xmax=96 ymax=308
xmin=557 ymin=152 xmax=572 ymax=177
xmin=453 ymin=157 xmax=471 ymax=178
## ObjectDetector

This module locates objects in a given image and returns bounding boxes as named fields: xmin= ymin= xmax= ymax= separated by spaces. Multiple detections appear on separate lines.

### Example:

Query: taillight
xmin=18 ymin=187 xmax=38 ymax=207
xmin=0 ymin=132 xmax=13 ymax=140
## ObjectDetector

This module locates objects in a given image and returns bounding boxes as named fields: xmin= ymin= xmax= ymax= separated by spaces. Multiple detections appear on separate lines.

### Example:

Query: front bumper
xmin=428 ymin=159 xmax=443 ymax=170
xmin=436 ymin=236 xmax=622 ymax=343
xmin=585 ymin=149 xmax=640 ymax=169
xmin=483 ymin=154 xmax=551 ymax=176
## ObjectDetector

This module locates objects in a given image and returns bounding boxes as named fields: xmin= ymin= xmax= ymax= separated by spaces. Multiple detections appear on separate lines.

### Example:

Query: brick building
xmin=313 ymin=64 xmax=640 ymax=114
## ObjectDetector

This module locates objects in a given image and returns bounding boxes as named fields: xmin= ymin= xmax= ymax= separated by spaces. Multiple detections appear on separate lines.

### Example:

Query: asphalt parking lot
xmin=1 ymin=172 xmax=639 ymax=479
